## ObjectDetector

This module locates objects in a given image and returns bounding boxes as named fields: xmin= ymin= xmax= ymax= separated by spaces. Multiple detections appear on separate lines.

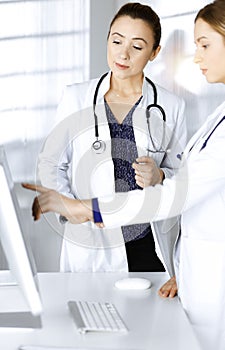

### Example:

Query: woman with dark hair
xmin=23 ymin=4 xmax=186 ymax=294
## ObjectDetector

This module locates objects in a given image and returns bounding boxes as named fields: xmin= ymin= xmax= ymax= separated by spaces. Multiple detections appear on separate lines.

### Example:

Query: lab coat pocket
xmin=71 ymin=132 xmax=115 ymax=198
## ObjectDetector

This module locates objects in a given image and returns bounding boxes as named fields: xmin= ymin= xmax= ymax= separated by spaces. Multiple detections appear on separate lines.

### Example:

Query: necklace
xmin=110 ymin=89 xmax=142 ymax=100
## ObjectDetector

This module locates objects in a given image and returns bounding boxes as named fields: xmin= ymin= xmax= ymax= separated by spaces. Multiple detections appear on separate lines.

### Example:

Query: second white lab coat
xmin=99 ymin=100 xmax=225 ymax=350
xmin=39 ymin=71 xmax=186 ymax=274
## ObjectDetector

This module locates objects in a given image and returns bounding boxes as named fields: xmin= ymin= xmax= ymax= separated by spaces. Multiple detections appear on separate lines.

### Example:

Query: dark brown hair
xmin=108 ymin=2 xmax=161 ymax=50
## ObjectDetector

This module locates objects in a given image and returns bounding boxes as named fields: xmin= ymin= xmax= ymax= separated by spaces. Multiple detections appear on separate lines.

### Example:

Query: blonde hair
xmin=195 ymin=0 xmax=225 ymax=39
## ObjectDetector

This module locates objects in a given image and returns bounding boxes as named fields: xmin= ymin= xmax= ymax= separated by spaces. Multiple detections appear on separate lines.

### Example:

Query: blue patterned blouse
xmin=105 ymin=98 xmax=152 ymax=243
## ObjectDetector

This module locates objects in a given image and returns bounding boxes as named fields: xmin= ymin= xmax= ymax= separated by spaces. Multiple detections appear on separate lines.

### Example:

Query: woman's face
xmin=194 ymin=18 xmax=225 ymax=84
xmin=107 ymin=16 xmax=160 ymax=81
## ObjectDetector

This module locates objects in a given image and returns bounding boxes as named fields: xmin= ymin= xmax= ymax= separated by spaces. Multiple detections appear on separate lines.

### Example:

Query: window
xmin=0 ymin=0 xmax=90 ymax=180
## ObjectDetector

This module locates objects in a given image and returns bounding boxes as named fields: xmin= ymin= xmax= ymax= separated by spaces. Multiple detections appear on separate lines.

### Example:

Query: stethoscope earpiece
xmin=92 ymin=139 xmax=106 ymax=154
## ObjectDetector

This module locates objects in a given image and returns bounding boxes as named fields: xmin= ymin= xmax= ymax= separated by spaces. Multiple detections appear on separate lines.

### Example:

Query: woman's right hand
xmin=132 ymin=156 xmax=164 ymax=188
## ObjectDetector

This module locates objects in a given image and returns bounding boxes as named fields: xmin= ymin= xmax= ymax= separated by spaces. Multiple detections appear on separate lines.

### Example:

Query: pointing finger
xmin=22 ymin=183 xmax=49 ymax=194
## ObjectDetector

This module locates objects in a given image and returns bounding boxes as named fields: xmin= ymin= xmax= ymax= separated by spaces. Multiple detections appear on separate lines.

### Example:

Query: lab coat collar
xmin=184 ymin=100 xmax=225 ymax=158
xmin=206 ymin=100 xmax=225 ymax=122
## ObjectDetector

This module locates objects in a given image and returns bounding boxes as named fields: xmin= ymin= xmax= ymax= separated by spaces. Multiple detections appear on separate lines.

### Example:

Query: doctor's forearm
xmin=96 ymin=187 xmax=161 ymax=228
xmin=96 ymin=171 xmax=187 ymax=228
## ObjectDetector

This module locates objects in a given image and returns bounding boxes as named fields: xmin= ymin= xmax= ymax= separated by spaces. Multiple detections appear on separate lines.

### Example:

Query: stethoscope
xmin=177 ymin=115 xmax=225 ymax=161
xmin=92 ymin=72 xmax=167 ymax=154
xmin=200 ymin=115 xmax=225 ymax=151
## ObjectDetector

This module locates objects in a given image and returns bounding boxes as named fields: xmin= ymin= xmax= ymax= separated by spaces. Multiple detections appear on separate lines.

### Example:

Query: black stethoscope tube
xmin=200 ymin=116 xmax=225 ymax=151
xmin=93 ymin=72 xmax=108 ymax=139
xmin=92 ymin=73 xmax=167 ymax=154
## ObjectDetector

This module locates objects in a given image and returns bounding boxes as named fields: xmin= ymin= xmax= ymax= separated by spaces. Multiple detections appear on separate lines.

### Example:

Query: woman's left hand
xmin=158 ymin=276 xmax=178 ymax=298
xmin=132 ymin=156 xmax=164 ymax=188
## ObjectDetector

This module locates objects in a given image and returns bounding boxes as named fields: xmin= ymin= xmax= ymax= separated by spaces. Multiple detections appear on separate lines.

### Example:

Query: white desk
xmin=0 ymin=272 xmax=201 ymax=350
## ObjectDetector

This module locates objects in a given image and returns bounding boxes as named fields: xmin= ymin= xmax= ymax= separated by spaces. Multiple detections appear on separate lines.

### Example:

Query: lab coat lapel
xmin=90 ymin=73 xmax=115 ymax=196
xmin=184 ymin=101 xmax=225 ymax=159
xmin=133 ymin=78 xmax=151 ymax=156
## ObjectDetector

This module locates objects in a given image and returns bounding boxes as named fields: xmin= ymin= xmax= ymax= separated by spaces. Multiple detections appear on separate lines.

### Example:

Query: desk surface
xmin=0 ymin=272 xmax=201 ymax=350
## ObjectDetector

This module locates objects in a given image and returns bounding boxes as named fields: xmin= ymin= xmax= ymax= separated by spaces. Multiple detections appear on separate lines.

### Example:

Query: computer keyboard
xmin=67 ymin=300 xmax=128 ymax=334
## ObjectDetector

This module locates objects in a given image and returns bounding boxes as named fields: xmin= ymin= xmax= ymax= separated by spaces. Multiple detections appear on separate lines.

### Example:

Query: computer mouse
xmin=114 ymin=277 xmax=151 ymax=290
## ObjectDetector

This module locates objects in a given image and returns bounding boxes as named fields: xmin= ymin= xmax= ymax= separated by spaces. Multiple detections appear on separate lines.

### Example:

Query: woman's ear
xmin=149 ymin=45 xmax=161 ymax=62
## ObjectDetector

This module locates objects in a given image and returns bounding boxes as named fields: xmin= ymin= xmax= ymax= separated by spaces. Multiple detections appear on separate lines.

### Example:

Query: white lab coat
xmin=99 ymin=100 xmax=225 ymax=350
xmin=39 ymin=71 xmax=186 ymax=274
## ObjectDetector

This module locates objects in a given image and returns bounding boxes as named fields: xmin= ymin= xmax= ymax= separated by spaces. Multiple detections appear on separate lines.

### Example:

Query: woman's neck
xmin=109 ymin=74 xmax=143 ymax=99
xmin=104 ymin=74 xmax=143 ymax=124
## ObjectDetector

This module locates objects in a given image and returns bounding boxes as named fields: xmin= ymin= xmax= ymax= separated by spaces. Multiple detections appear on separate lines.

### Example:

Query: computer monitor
xmin=0 ymin=146 xmax=42 ymax=328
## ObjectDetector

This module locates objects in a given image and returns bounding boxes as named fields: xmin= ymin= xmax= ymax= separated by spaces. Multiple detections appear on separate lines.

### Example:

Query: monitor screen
xmin=0 ymin=146 xmax=42 ymax=325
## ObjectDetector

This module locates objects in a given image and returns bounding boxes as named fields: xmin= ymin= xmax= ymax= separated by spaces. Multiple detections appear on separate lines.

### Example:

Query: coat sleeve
xmin=38 ymin=115 xmax=75 ymax=198
xmin=38 ymin=85 xmax=80 ymax=198
xmin=98 ymin=118 xmax=225 ymax=228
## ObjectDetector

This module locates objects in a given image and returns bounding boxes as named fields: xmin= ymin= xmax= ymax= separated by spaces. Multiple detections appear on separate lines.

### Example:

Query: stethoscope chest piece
xmin=92 ymin=139 xmax=106 ymax=154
